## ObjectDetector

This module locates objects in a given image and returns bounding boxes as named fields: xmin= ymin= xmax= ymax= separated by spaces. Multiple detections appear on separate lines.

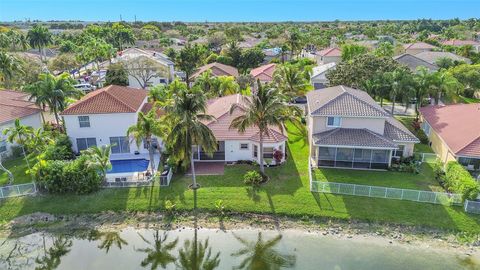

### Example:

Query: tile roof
xmin=311 ymin=62 xmax=337 ymax=79
xmin=403 ymin=42 xmax=437 ymax=50
xmin=442 ymin=39 xmax=480 ymax=46
xmin=316 ymin=47 xmax=342 ymax=57
xmin=191 ymin=62 xmax=239 ymax=80
xmin=204 ymin=94 xmax=287 ymax=143
xmin=61 ymin=85 xmax=147 ymax=115
xmin=384 ymin=118 xmax=420 ymax=143
xmin=250 ymin=63 xmax=276 ymax=81
xmin=414 ymin=51 xmax=471 ymax=65
xmin=393 ymin=53 xmax=438 ymax=72
xmin=0 ymin=90 xmax=42 ymax=124
xmin=306 ymin=85 xmax=390 ymax=117
xmin=312 ymin=128 xmax=397 ymax=148
xmin=419 ymin=104 xmax=480 ymax=157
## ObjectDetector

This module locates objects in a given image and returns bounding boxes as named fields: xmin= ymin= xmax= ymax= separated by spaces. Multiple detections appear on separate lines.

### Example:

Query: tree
xmin=110 ymin=23 xmax=135 ymax=50
xmin=84 ymin=145 xmax=112 ymax=181
xmin=35 ymin=236 xmax=72 ymax=270
xmin=341 ymin=44 xmax=368 ymax=61
xmin=194 ymin=69 xmax=216 ymax=93
xmin=77 ymin=38 xmax=115 ymax=71
xmin=177 ymin=237 xmax=220 ymax=270
xmin=165 ymin=86 xmax=217 ymax=189
xmin=210 ymin=76 xmax=240 ymax=97
xmin=374 ymin=42 xmax=394 ymax=58
xmin=238 ymin=48 xmax=265 ymax=73
xmin=136 ymin=231 xmax=178 ymax=269
xmin=413 ymin=66 xmax=435 ymax=116
xmin=88 ymin=230 xmax=128 ymax=253
xmin=231 ymin=232 xmax=296 ymax=270
xmin=176 ymin=44 xmax=204 ymax=86
xmin=449 ymin=64 xmax=480 ymax=97
xmin=27 ymin=24 xmax=52 ymax=61
xmin=121 ymin=55 xmax=169 ymax=89
xmin=0 ymin=51 xmax=22 ymax=81
xmin=285 ymin=30 xmax=303 ymax=59
xmin=229 ymin=84 xmax=302 ymax=173
xmin=435 ymin=57 xmax=455 ymax=69
xmin=24 ymin=73 xmax=82 ymax=126
xmin=105 ymin=62 xmax=129 ymax=86
xmin=273 ymin=64 xmax=312 ymax=98
xmin=431 ymin=71 xmax=463 ymax=104
xmin=127 ymin=110 xmax=163 ymax=174
xmin=224 ymin=41 xmax=243 ymax=68
xmin=2 ymin=119 xmax=34 ymax=175
xmin=382 ymin=68 xmax=414 ymax=114
xmin=47 ymin=53 xmax=79 ymax=74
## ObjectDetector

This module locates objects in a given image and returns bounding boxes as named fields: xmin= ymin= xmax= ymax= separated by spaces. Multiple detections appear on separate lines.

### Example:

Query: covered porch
xmin=316 ymin=146 xmax=393 ymax=170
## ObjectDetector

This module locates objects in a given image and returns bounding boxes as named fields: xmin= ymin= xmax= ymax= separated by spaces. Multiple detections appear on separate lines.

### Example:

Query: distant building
xmin=250 ymin=63 xmax=276 ymax=85
xmin=310 ymin=62 xmax=336 ymax=89
xmin=441 ymin=39 xmax=480 ymax=52
xmin=403 ymin=42 xmax=437 ymax=55
xmin=414 ymin=51 xmax=471 ymax=65
xmin=315 ymin=47 xmax=342 ymax=65
xmin=190 ymin=62 xmax=239 ymax=81
xmin=393 ymin=54 xmax=438 ymax=72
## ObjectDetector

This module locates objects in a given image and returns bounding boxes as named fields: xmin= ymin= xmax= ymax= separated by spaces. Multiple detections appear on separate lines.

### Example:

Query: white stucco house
xmin=306 ymin=85 xmax=419 ymax=170
xmin=311 ymin=62 xmax=336 ymax=89
xmin=194 ymin=94 xmax=287 ymax=165
xmin=0 ymin=90 xmax=44 ymax=158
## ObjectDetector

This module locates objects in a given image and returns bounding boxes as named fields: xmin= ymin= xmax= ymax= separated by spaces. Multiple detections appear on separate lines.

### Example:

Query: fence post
xmin=384 ymin=188 xmax=388 ymax=198
xmin=16 ymin=185 xmax=20 ymax=195
xmin=464 ymin=200 xmax=469 ymax=212
xmin=368 ymin=186 xmax=372 ymax=197
xmin=401 ymin=189 xmax=404 ymax=200
xmin=434 ymin=193 xmax=438 ymax=204
xmin=353 ymin=185 xmax=356 ymax=195
xmin=417 ymin=191 xmax=421 ymax=202
xmin=0 ymin=187 xmax=3 ymax=198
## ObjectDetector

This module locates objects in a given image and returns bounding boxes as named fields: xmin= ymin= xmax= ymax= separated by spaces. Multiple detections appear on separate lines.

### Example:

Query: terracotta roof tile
xmin=403 ymin=42 xmax=437 ymax=50
xmin=317 ymin=47 xmax=342 ymax=57
xmin=61 ymin=85 xmax=147 ymax=115
xmin=250 ymin=64 xmax=276 ymax=81
xmin=442 ymin=39 xmax=480 ymax=46
xmin=0 ymin=90 xmax=42 ymax=124
xmin=191 ymin=62 xmax=239 ymax=80
xmin=313 ymin=128 xmax=397 ymax=148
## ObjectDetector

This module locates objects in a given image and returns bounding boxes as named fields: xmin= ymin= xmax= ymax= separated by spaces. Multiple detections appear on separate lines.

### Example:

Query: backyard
xmin=0 ymin=124 xmax=480 ymax=233
xmin=395 ymin=116 xmax=434 ymax=153
xmin=0 ymin=156 xmax=36 ymax=186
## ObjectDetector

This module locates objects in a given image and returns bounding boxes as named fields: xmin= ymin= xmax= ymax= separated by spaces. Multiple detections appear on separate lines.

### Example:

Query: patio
xmin=187 ymin=162 xmax=225 ymax=175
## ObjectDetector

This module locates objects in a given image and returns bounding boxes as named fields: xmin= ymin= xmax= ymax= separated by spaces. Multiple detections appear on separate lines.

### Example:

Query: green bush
xmin=445 ymin=161 xmax=480 ymax=200
xmin=244 ymin=170 xmax=263 ymax=186
xmin=32 ymin=155 xmax=102 ymax=194
xmin=42 ymin=135 xmax=74 ymax=161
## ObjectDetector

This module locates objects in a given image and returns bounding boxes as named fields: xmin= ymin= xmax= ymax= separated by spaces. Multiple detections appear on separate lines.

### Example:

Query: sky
xmin=1 ymin=0 xmax=479 ymax=22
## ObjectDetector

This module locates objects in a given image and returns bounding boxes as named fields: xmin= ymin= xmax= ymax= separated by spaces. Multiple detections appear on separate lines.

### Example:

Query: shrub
xmin=273 ymin=150 xmax=284 ymax=163
xmin=42 ymin=134 xmax=74 ymax=161
xmin=214 ymin=199 xmax=225 ymax=214
xmin=445 ymin=161 xmax=480 ymax=200
xmin=433 ymin=160 xmax=446 ymax=185
xmin=164 ymin=200 xmax=176 ymax=213
xmin=244 ymin=170 xmax=263 ymax=186
xmin=32 ymin=154 xmax=102 ymax=194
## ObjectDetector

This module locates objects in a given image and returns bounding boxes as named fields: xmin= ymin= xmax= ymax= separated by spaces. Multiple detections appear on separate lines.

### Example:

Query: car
xmin=73 ymin=83 xmax=96 ymax=94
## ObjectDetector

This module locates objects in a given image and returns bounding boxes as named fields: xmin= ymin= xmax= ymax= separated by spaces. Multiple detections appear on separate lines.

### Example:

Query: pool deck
xmin=106 ymin=153 xmax=161 ymax=182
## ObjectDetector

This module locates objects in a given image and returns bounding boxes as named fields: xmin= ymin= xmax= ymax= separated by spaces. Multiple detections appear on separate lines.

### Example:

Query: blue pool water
xmin=107 ymin=159 xmax=150 ymax=174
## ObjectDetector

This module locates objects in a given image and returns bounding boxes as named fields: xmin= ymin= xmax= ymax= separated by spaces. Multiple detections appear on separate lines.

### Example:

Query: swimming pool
xmin=107 ymin=159 xmax=150 ymax=174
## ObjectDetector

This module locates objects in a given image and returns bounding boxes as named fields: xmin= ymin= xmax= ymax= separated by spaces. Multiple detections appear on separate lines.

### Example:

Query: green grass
xmin=0 ymin=156 xmax=36 ymax=186
xmin=0 ymin=124 xmax=479 ymax=233
xmin=459 ymin=95 xmax=480 ymax=104
xmin=395 ymin=116 xmax=434 ymax=153
xmin=313 ymin=163 xmax=444 ymax=192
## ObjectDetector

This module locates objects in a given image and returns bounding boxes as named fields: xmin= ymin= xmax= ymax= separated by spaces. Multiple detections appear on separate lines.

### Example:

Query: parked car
xmin=74 ymin=83 xmax=96 ymax=94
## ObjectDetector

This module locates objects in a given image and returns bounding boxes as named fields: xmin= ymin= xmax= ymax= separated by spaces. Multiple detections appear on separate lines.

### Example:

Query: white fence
xmin=103 ymin=180 xmax=153 ymax=188
xmin=158 ymin=168 xmax=173 ymax=187
xmin=0 ymin=183 xmax=37 ymax=199
xmin=311 ymin=181 xmax=463 ymax=206
xmin=464 ymin=200 xmax=480 ymax=214
xmin=414 ymin=152 xmax=438 ymax=163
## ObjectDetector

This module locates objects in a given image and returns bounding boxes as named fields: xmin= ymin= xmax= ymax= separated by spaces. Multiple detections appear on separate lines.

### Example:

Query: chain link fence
xmin=414 ymin=152 xmax=438 ymax=163
xmin=464 ymin=200 xmax=480 ymax=214
xmin=0 ymin=183 xmax=37 ymax=199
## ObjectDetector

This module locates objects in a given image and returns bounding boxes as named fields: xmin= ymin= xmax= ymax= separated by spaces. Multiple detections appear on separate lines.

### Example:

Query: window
xmin=253 ymin=145 xmax=258 ymax=158
xmin=76 ymin=138 xmax=96 ymax=152
xmin=326 ymin=116 xmax=341 ymax=127
xmin=422 ymin=122 xmax=431 ymax=136
xmin=110 ymin=136 xmax=130 ymax=154
xmin=0 ymin=140 xmax=7 ymax=153
xmin=240 ymin=143 xmax=249 ymax=150
xmin=393 ymin=145 xmax=405 ymax=157
xmin=263 ymin=147 xmax=274 ymax=158
xmin=78 ymin=116 xmax=90 ymax=128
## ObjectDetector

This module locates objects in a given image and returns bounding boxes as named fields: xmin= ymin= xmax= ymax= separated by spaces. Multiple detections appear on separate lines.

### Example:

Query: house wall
xmin=427 ymin=127 xmax=457 ymax=163
xmin=317 ymin=55 xmax=341 ymax=65
xmin=310 ymin=116 xmax=385 ymax=135
xmin=311 ymin=73 xmax=329 ymax=89
xmin=128 ymin=74 xmax=169 ymax=89
xmin=224 ymin=140 xmax=256 ymax=162
xmin=63 ymin=113 xmax=150 ymax=155
xmin=0 ymin=113 xmax=43 ymax=157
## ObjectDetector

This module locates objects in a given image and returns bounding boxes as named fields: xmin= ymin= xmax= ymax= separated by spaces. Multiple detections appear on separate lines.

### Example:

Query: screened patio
xmin=318 ymin=147 xmax=392 ymax=170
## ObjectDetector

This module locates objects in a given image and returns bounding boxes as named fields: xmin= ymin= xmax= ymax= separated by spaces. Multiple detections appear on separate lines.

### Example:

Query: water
xmin=1 ymin=227 xmax=478 ymax=270
xmin=107 ymin=159 xmax=150 ymax=174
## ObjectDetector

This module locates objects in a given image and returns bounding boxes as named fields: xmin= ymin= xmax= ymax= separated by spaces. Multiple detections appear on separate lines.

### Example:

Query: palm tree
xmin=383 ymin=68 xmax=414 ymax=114
xmin=229 ymin=84 xmax=302 ymax=173
xmin=88 ymin=231 xmax=128 ymax=253
xmin=3 ymin=119 xmax=33 ymax=173
xmin=210 ymin=76 xmax=240 ymax=97
xmin=0 ymin=51 xmax=22 ymax=81
xmin=431 ymin=71 xmax=463 ymax=104
xmin=35 ymin=236 xmax=72 ymax=270
xmin=194 ymin=69 xmax=215 ymax=94
xmin=127 ymin=110 xmax=164 ymax=174
xmin=84 ymin=145 xmax=113 ymax=181
xmin=24 ymin=72 xmax=82 ymax=126
xmin=273 ymin=65 xmax=311 ymax=99
xmin=231 ymin=232 xmax=296 ymax=270
xmin=27 ymin=24 xmax=52 ymax=62
xmin=136 ymin=230 xmax=178 ymax=269
xmin=165 ymin=86 xmax=217 ymax=189
xmin=176 ymin=237 xmax=220 ymax=270
xmin=413 ymin=67 xmax=434 ymax=117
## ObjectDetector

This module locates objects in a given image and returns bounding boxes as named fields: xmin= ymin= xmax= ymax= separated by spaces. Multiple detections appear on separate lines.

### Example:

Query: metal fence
xmin=464 ymin=200 xmax=480 ymax=214
xmin=0 ymin=183 xmax=37 ymax=199
xmin=103 ymin=180 xmax=153 ymax=188
xmin=311 ymin=181 xmax=462 ymax=206
xmin=158 ymin=168 xmax=173 ymax=187
xmin=414 ymin=152 xmax=438 ymax=163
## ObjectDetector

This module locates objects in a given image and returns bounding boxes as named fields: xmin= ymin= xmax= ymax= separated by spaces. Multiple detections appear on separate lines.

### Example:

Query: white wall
xmin=0 ymin=113 xmax=43 ymax=157
xmin=225 ymin=140 xmax=255 ymax=162
xmin=127 ymin=75 xmax=168 ymax=89
xmin=310 ymin=116 xmax=386 ymax=135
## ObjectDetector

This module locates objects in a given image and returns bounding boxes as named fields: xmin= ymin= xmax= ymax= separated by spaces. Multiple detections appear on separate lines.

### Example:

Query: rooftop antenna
xmin=120 ymin=14 xmax=123 ymax=21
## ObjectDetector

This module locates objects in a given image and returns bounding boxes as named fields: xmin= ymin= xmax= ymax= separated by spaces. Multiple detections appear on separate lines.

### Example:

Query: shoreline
xmin=1 ymin=211 xmax=479 ymax=255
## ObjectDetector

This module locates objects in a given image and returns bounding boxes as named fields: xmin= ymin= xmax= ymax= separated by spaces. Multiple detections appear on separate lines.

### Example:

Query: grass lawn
xmin=313 ymin=163 xmax=444 ymax=192
xmin=0 ymin=156 xmax=36 ymax=186
xmin=1 ymin=124 xmax=479 ymax=233
xmin=458 ymin=95 xmax=480 ymax=104
xmin=395 ymin=116 xmax=434 ymax=153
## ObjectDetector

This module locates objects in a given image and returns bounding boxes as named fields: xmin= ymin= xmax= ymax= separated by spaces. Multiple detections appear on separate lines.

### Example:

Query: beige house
xmin=419 ymin=104 xmax=480 ymax=171
xmin=306 ymin=86 xmax=419 ymax=170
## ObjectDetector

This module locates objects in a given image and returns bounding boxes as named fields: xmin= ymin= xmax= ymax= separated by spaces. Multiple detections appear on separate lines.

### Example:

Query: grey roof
xmin=414 ymin=51 xmax=471 ymax=65
xmin=311 ymin=62 xmax=336 ymax=79
xmin=312 ymin=128 xmax=397 ymax=148
xmin=306 ymin=85 xmax=390 ymax=117
xmin=393 ymin=53 xmax=438 ymax=72
xmin=384 ymin=118 xmax=420 ymax=143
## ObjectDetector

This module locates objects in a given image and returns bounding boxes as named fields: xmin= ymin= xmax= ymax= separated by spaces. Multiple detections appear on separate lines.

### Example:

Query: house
xmin=310 ymin=62 xmax=336 ymax=89
xmin=112 ymin=48 xmax=175 ymax=89
xmin=442 ymin=39 xmax=480 ymax=52
xmin=262 ymin=47 xmax=290 ymax=63
xmin=403 ymin=42 xmax=437 ymax=55
xmin=306 ymin=85 xmax=419 ymax=170
xmin=250 ymin=63 xmax=276 ymax=85
xmin=0 ymin=90 xmax=44 ymax=157
xmin=419 ymin=104 xmax=480 ymax=171
xmin=194 ymin=94 xmax=287 ymax=164
xmin=315 ymin=47 xmax=342 ymax=65
xmin=190 ymin=62 xmax=239 ymax=81
xmin=414 ymin=51 xmax=471 ymax=65
xmin=393 ymin=53 xmax=438 ymax=72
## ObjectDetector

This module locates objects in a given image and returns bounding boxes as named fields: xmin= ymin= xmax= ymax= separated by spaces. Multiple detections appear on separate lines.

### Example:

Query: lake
xmin=1 ymin=227 xmax=478 ymax=269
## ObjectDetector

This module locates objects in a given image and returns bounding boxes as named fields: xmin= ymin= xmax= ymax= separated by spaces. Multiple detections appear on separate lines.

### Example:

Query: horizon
xmin=1 ymin=0 xmax=480 ymax=22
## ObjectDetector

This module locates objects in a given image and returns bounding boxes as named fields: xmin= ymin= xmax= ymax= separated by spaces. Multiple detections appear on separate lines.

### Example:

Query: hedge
xmin=445 ymin=161 xmax=480 ymax=200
